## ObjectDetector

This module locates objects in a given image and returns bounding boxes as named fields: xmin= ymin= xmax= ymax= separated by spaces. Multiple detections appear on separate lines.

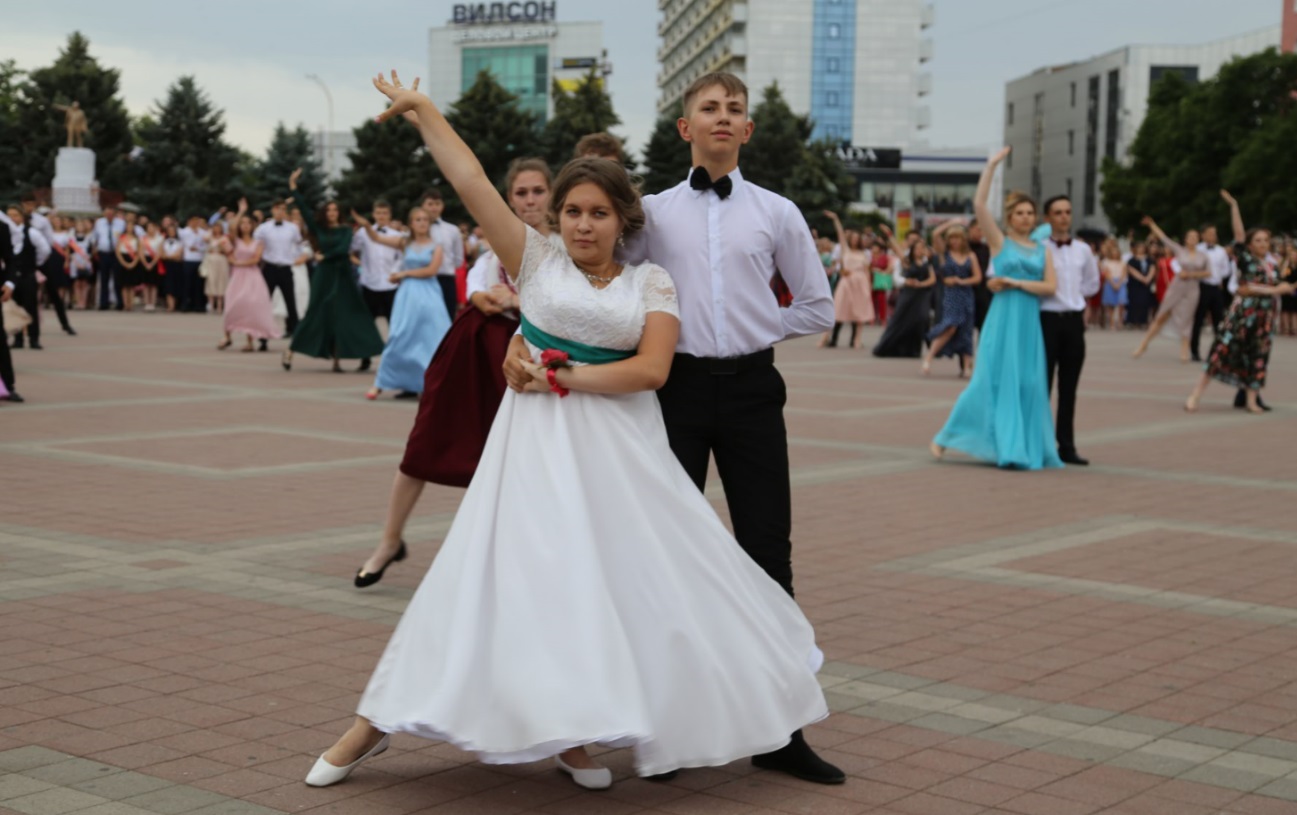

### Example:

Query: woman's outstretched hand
xmin=373 ymin=70 xmax=428 ymax=125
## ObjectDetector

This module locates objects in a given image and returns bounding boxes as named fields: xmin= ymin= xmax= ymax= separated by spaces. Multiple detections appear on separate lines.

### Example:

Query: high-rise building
xmin=1002 ymin=26 xmax=1280 ymax=232
xmin=427 ymin=3 xmax=606 ymax=124
xmin=655 ymin=0 xmax=934 ymax=148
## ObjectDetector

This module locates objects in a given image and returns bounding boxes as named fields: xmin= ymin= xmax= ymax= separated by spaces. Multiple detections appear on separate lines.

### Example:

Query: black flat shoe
xmin=64 ymin=327 xmax=77 ymax=336
xmin=281 ymin=350 xmax=292 ymax=371
xmin=258 ymin=339 xmax=268 ymax=352
xmin=28 ymin=342 xmax=43 ymax=350
xmin=354 ymin=541 xmax=407 ymax=588
xmin=3 ymin=392 xmax=24 ymax=403
xmin=1060 ymin=452 xmax=1090 ymax=466
xmin=751 ymin=731 xmax=845 ymax=785
xmin=357 ymin=357 xmax=372 ymax=372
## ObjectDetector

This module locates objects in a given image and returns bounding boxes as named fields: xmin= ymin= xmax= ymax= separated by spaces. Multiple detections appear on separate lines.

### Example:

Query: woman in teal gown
xmin=282 ymin=169 xmax=386 ymax=372
xmin=931 ymin=148 xmax=1063 ymax=471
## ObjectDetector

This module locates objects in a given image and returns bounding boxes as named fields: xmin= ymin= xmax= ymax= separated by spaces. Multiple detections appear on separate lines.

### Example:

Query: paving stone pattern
xmin=3 ymin=311 xmax=1297 ymax=814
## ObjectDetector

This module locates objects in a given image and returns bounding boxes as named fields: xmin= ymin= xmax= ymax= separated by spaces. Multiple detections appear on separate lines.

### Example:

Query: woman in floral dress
xmin=1185 ymin=190 xmax=1295 ymax=414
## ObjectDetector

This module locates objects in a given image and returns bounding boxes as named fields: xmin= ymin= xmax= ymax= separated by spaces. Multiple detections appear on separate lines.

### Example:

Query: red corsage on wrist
xmin=545 ymin=367 xmax=569 ymax=398
xmin=540 ymin=349 xmax=571 ymax=397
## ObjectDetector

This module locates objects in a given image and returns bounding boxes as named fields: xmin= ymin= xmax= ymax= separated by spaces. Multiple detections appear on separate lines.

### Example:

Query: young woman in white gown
xmin=304 ymin=71 xmax=827 ymax=792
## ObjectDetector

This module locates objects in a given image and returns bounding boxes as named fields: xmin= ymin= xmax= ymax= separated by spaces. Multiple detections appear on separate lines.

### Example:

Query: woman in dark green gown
xmin=282 ymin=168 xmax=385 ymax=372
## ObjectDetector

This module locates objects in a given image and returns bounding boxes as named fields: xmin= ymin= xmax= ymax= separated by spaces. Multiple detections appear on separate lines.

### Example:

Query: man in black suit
xmin=0 ymin=216 xmax=23 ymax=402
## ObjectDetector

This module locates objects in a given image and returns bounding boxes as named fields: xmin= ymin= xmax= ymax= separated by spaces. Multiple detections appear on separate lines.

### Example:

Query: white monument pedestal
xmin=52 ymin=147 xmax=99 ymax=214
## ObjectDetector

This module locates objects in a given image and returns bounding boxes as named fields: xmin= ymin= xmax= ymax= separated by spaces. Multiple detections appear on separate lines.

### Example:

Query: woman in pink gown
xmin=220 ymin=209 xmax=279 ymax=352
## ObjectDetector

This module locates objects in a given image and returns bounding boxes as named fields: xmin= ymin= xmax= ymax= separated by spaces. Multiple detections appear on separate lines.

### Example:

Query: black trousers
xmin=1041 ymin=310 xmax=1085 ymax=458
xmin=361 ymin=286 xmax=396 ymax=322
xmin=261 ymin=263 xmax=298 ymax=335
xmin=974 ymin=285 xmax=992 ymax=332
xmin=656 ymin=350 xmax=795 ymax=597
xmin=0 ymin=324 xmax=12 ymax=388
xmin=183 ymin=261 xmax=206 ymax=312
xmin=42 ymin=258 xmax=72 ymax=331
xmin=436 ymin=275 xmax=458 ymax=319
xmin=11 ymin=272 xmax=39 ymax=344
xmin=97 ymin=252 xmax=120 ymax=309
xmin=1190 ymin=282 xmax=1226 ymax=360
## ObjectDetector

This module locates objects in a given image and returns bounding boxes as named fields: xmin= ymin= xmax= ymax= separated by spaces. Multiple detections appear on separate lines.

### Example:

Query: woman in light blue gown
xmin=931 ymin=148 xmax=1063 ymax=471
xmin=359 ymin=208 xmax=452 ymax=399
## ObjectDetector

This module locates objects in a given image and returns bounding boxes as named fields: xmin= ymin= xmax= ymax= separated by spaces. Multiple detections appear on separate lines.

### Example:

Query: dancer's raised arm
xmin=373 ymin=71 xmax=523 ymax=276
xmin=1220 ymin=189 xmax=1245 ymax=245
xmin=973 ymin=148 xmax=1010 ymax=255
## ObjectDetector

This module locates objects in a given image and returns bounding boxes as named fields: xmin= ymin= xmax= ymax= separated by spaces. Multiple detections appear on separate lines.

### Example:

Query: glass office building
xmin=809 ymin=0 xmax=856 ymax=142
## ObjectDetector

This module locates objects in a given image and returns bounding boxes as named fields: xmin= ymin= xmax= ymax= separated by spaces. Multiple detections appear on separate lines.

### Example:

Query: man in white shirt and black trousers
xmin=511 ymin=72 xmax=843 ymax=785
xmin=253 ymin=199 xmax=302 ymax=344
xmin=421 ymin=190 xmax=465 ymax=318
xmin=350 ymin=199 xmax=403 ymax=371
xmin=0 ymin=215 xmax=22 ymax=401
xmin=1039 ymin=195 xmax=1101 ymax=466
xmin=1191 ymin=225 xmax=1231 ymax=363
xmin=4 ymin=206 xmax=52 ymax=351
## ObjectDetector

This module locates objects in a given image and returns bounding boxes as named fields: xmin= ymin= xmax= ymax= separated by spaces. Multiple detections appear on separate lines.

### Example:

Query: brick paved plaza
xmin=3 ymin=310 xmax=1297 ymax=815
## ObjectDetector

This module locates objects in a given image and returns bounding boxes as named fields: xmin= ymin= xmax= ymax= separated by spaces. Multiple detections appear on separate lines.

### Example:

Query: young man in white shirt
xmin=21 ymin=195 xmax=75 ymax=336
xmin=253 ymin=199 xmax=302 ymax=339
xmin=507 ymin=72 xmax=841 ymax=785
xmin=420 ymin=190 xmax=465 ymax=318
xmin=4 ymin=206 xmax=51 ymax=350
xmin=350 ymin=199 xmax=403 ymax=370
xmin=1039 ymin=195 xmax=1101 ymax=466
xmin=92 ymin=206 xmax=125 ymax=310
xmin=1191 ymin=225 xmax=1231 ymax=362
xmin=0 ymin=216 xmax=19 ymax=400
xmin=178 ymin=215 xmax=209 ymax=312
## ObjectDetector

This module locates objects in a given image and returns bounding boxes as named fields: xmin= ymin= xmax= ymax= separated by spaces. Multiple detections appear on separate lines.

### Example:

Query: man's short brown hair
xmin=681 ymin=72 xmax=749 ymax=116
xmin=573 ymin=132 xmax=624 ymax=164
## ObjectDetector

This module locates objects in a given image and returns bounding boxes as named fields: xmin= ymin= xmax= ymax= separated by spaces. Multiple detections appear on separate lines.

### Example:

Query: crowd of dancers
xmin=2 ymin=62 xmax=1294 ymax=797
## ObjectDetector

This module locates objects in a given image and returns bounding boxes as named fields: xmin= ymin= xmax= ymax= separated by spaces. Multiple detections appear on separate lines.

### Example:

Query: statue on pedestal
xmin=52 ymin=101 xmax=88 ymax=148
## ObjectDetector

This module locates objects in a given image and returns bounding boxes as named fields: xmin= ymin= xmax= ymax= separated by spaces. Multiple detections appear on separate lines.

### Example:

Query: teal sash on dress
xmin=520 ymin=314 xmax=634 ymax=364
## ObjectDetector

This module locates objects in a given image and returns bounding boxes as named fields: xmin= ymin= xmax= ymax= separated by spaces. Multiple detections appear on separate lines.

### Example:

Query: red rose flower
xmin=540 ymin=349 xmax=571 ymax=369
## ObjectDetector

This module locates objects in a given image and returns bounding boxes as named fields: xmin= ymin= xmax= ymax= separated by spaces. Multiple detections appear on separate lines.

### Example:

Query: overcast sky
xmin=1 ymin=0 xmax=1281 ymax=161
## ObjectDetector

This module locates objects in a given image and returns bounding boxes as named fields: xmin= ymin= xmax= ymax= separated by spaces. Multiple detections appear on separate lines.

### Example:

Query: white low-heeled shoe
xmin=305 ymin=734 xmax=390 ymax=787
xmin=555 ymin=755 xmax=613 ymax=790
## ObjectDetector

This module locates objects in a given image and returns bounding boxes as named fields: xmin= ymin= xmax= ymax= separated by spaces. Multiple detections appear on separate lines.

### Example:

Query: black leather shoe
xmin=64 ymin=327 xmax=77 ymax=336
xmin=1060 ymin=452 xmax=1089 ymax=466
xmin=354 ymin=541 xmax=407 ymax=588
xmin=28 ymin=342 xmax=43 ymax=350
xmin=3 ymin=392 xmax=24 ymax=403
xmin=751 ymin=731 xmax=845 ymax=785
xmin=358 ymin=357 xmax=372 ymax=372
xmin=11 ymin=339 xmax=22 ymax=349
xmin=258 ymin=339 xmax=268 ymax=352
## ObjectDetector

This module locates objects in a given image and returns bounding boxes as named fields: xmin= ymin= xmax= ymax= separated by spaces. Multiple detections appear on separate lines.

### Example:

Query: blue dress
xmin=933 ymin=240 xmax=1063 ymax=470
xmin=927 ymin=253 xmax=975 ymax=357
xmin=374 ymin=243 xmax=453 ymax=393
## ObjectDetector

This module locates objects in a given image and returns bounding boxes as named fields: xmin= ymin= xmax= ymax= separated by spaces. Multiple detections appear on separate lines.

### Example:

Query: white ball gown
xmin=357 ymin=227 xmax=828 ymax=776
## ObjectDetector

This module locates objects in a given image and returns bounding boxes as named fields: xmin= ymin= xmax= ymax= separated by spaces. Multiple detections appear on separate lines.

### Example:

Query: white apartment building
xmin=656 ymin=0 xmax=934 ymax=149
xmin=1003 ymin=26 xmax=1281 ymax=232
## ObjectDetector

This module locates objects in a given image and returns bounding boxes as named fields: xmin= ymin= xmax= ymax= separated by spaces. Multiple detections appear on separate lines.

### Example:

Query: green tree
xmin=255 ymin=123 xmax=327 ymax=213
xmin=640 ymin=113 xmax=692 ymax=195
xmin=13 ymin=32 xmax=134 ymax=196
xmin=0 ymin=60 xmax=27 ymax=198
xmin=540 ymin=69 xmax=621 ymax=167
xmin=333 ymin=116 xmax=432 ymax=221
xmin=742 ymin=83 xmax=814 ymax=195
xmin=128 ymin=76 xmax=242 ymax=218
xmin=445 ymin=71 xmax=541 ymax=190
xmin=790 ymin=137 xmax=860 ymax=235
xmin=1102 ymin=49 xmax=1297 ymax=235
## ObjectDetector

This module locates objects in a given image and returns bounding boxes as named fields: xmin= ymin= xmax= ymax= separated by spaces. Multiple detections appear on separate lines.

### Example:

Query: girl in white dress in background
xmin=304 ymin=71 xmax=827 ymax=793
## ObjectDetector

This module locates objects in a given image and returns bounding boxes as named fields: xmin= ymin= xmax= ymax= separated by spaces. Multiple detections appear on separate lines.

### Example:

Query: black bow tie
xmin=1052 ymin=237 xmax=1072 ymax=247
xmin=690 ymin=166 xmax=733 ymax=200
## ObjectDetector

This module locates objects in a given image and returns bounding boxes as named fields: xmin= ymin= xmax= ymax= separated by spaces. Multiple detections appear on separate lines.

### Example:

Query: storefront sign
xmin=453 ymin=1 xmax=557 ymax=24
xmin=451 ymin=25 xmax=558 ymax=42
xmin=836 ymin=146 xmax=902 ymax=170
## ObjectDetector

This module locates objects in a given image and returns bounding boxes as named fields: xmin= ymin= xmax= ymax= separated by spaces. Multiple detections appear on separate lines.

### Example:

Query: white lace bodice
xmin=517 ymin=226 xmax=679 ymax=352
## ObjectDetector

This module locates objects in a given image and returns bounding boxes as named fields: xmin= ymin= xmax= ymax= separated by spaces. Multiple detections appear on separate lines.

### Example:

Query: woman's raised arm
xmin=373 ymin=71 xmax=524 ymax=276
xmin=974 ymin=148 xmax=1010 ymax=255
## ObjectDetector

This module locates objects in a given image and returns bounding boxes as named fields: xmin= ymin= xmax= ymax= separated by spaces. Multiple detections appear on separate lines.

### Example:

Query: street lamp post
xmin=306 ymin=74 xmax=335 ymax=182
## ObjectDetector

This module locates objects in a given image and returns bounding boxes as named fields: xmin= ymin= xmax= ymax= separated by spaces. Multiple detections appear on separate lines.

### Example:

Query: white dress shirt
xmin=252 ymin=220 xmax=303 ymax=266
xmin=91 ymin=216 xmax=125 ymax=253
xmin=29 ymin=211 xmax=56 ymax=246
xmin=350 ymin=226 xmax=402 ymax=292
xmin=622 ymin=167 xmax=833 ymax=358
xmin=430 ymin=219 xmax=464 ymax=277
xmin=1197 ymin=243 xmax=1231 ymax=286
xmin=179 ymin=226 xmax=208 ymax=262
xmin=1041 ymin=237 xmax=1101 ymax=313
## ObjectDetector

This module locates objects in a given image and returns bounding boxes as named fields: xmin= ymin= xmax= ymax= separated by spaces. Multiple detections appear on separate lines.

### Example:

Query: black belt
xmin=672 ymin=348 xmax=774 ymax=375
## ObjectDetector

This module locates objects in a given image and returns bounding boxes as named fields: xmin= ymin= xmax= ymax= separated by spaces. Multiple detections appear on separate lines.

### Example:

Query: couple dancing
xmin=304 ymin=70 xmax=840 ymax=790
